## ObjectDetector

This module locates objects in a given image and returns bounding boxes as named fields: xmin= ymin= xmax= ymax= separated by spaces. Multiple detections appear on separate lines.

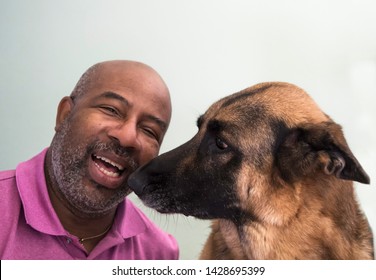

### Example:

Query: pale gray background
xmin=1 ymin=0 xmax=375 ymax=259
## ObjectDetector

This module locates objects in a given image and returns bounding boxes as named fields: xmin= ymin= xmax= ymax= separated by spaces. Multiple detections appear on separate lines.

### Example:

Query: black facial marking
xmin=270 ymin=120 xmax=290 ymax=156
xmin=207 ymin=119 xmax=226 ymax=133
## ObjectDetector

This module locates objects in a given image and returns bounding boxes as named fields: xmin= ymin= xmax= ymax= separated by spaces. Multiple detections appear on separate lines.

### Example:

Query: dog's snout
xmin=127 ymin=166 xmax=151 ymax=196
xmin=127 ymin=158 xmax=165 ymax=196
xmin=128 ymin=144 xmax=189 ymax=196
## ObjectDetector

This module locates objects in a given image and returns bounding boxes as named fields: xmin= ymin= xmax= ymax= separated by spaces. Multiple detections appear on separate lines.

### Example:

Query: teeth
xmin=94 ymin=162 xmax=120 ymax=177
xmin=94 ymin=155 xmax=124 ymax=171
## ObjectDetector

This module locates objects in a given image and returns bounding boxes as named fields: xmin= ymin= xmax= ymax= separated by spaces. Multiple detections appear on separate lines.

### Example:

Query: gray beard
xmin=50 ymin=119 xmax=137 ymax=218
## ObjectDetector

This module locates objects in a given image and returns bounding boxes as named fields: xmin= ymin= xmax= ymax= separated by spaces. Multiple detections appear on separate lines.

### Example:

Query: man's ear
xmin=276 ymin=121 xmax=370 ymax=184
xmin=55 ymin=96 xmax=74 ymax=132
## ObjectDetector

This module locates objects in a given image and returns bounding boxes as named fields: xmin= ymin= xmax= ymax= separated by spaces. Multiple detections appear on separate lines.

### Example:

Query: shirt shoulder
xmin=0 ymin=169 xmax=16 ymax=182
xmin=0 ymin=169 xmax=18 ymax=197
xmin=0 ymin=169 xmax=22 ymax=256
xmin=0 ymin=168 xmax=21 ymax=205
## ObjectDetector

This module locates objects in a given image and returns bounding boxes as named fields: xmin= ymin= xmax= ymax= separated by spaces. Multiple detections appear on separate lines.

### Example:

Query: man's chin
xmin=63 ymin=184 xmax=129 ymax=218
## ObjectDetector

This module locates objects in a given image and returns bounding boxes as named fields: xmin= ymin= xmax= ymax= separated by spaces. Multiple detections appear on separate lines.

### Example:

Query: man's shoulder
xmin=1 ymin=149 xmax=48 ymax=185
xmin=0 ymin=169 xmax=17 ymax=189
xmin=0 ymin=169 xmax=19 ymax=198
xmin=0 ymin=169 xmax=16 ymax=181
xmin=0 ymin=169 xmax=21 ymax=215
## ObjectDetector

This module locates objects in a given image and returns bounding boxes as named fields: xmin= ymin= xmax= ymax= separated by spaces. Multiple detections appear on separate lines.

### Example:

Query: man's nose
xmin=107 ymin=121 xmax=141 ymax=150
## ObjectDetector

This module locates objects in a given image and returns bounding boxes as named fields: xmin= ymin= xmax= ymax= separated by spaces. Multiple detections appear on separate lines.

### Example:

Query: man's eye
xmin=142 ymin=127 xmax=159 ymax=141
xmin=100 ymin=106 xmax=119 ymax=116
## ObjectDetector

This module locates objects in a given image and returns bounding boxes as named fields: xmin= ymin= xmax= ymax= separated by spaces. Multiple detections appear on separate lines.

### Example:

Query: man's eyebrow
xmin=97 ymin=91 xmax=130 ymax=105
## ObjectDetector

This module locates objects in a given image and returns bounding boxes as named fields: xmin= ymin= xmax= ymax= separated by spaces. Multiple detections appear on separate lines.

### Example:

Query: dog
xmin=128 ymin=82 xmax=374 ymax=259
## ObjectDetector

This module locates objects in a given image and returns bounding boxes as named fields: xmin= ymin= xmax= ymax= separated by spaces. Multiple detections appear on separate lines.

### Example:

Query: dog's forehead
xmin=205 ymin=82 xmax=328 ymax=127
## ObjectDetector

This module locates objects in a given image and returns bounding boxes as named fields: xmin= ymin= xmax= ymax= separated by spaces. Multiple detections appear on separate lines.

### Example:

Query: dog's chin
xmin=139 ymin=195 xmax=212 ymax=219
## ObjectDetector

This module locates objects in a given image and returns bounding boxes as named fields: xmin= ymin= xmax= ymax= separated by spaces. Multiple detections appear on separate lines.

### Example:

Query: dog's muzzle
xmin=127 ymin=167 xmax=149 ymax=196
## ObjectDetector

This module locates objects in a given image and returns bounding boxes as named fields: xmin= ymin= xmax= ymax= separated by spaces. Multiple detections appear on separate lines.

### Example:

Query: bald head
xmin=71 ymin=60 xmax=170 ymax=102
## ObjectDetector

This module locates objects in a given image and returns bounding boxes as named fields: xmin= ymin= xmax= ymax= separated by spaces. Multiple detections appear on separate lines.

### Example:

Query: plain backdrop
xmin=1 ymin=0 xmax=375 ymax=259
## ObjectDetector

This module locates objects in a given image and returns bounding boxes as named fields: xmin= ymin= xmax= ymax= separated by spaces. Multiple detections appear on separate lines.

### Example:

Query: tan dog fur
xmin=129 ymin=82 xmax=374 ymax=259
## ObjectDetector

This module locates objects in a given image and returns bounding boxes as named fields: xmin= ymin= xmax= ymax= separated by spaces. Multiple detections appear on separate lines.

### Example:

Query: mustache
xmin=89 ymin=140 xmax=139 ymax=171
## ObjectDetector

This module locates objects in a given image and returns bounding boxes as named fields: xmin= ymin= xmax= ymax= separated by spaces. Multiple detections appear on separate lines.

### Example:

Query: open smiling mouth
xmin=92 ymin=154 xmax=125 ymax=178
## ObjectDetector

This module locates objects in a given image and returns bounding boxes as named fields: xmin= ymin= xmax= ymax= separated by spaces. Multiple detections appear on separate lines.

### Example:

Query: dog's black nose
xmin=128 ymin=149 xmax=178 ymax=197
xmin=127 ymin=169 xmax=147 ymax=196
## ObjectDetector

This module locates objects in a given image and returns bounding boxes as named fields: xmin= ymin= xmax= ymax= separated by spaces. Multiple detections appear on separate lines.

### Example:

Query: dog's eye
xmin=216 ymin=137 xmax=228 ymax=150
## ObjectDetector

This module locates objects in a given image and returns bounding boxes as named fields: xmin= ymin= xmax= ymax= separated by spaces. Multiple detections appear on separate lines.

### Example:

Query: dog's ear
xmin=276 ymin=122 xmax=370 ymax=184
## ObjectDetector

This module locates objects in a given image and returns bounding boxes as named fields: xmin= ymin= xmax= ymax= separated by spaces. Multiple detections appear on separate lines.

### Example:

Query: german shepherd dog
xmin=128 ymin=82 xmax=374 ymax=259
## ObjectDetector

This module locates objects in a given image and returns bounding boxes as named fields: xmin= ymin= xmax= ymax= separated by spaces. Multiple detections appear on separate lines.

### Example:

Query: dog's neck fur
xmin=217 ymin=219 xmax=293 ymax=259
xmin=209 ymin=179 xmax=374 ymax=260
xmin=219 ymin=220 xmax=248 ymax=259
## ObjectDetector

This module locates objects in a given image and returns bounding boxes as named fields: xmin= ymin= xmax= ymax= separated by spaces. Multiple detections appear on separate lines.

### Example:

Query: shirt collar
xmin=16 ymin=148 xmax=66 ymax=235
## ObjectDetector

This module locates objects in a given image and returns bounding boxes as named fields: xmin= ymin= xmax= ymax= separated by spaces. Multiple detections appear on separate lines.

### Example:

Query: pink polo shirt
xmin=0 ymin=149 xmax=179 ymax=260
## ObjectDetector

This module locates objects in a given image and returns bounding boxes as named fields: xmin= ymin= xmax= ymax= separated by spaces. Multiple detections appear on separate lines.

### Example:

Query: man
xmin=0 ymin=60 xmax=179 ymax=259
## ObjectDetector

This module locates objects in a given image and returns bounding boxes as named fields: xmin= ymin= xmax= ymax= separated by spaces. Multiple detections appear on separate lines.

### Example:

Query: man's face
xmin=49 ymin=64 xmax=171 ymax=217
